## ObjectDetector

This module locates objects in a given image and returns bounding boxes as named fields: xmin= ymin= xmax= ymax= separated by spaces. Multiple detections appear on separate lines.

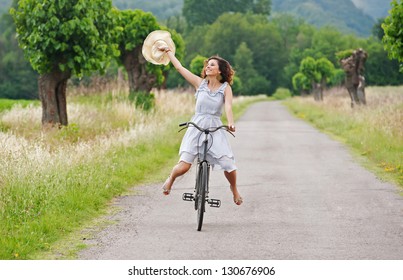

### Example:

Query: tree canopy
xmin=382 ymin=0 xmax=403 ymax=72
xmin=11 ymin=0 xmax=119 ymax=76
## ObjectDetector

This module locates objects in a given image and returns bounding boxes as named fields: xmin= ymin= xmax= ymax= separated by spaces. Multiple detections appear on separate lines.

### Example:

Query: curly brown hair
xmin=201 ymin=55 xmax=235 ymax=85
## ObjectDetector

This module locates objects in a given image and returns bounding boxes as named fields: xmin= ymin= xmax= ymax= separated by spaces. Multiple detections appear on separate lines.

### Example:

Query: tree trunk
xmin=319 ymin=78 xmax=327 ymax=101
xmin=345 ymin=72 xmax=360 ymax=108
xmin=38 ymin=69 xmax=71 ymax=128
xmin=340 ymin=49 xmax=368 ymax=108
xmin=357 ymin=75 xmax=367 ymax=105
xmin=122 ymin=46 xmax=157 ymax=97
xmin=312 ymin=82 xmax=322 ymax=101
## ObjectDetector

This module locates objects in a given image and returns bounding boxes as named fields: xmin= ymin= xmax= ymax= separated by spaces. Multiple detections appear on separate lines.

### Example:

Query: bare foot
xmin=230 ymin=185 xmax=243 ymax=205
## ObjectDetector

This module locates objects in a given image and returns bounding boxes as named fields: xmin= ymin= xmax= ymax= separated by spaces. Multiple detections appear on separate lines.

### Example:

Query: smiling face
xmin=204 ymin=59 xmax=221 ymax=77
xmin=201 ymin=56 xmax=235 ymax=85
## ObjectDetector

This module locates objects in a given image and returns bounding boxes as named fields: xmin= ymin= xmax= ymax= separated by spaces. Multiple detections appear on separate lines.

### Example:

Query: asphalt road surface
xmin=79 ymin=101 xmax=403 ymax=260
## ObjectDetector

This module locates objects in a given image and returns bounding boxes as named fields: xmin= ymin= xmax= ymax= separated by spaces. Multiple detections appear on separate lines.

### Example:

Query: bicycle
xmin=179 ymin=121 xmax=235 ymax=231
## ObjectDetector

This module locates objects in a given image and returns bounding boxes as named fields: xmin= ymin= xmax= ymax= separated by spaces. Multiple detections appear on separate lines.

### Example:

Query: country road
xmin=79 ymin=101 xmax=403 ymax=260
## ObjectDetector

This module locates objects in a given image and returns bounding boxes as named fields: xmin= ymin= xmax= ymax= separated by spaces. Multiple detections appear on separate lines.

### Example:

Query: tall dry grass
xmin=318 ymin=86 xmax=402 ymax=139
xmin=0 ymin=83 xmax=195 ymax=180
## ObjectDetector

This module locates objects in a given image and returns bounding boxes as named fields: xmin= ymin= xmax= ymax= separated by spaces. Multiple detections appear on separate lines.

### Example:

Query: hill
xmin=351 ymin=0 xmax=392 ymax=20
xmin=271 ymin=0 xmax=376 ymax=37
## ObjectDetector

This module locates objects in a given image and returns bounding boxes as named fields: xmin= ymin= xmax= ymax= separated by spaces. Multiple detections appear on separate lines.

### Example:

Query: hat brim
xmin=142 ymin=30 xmax=176 ymax=65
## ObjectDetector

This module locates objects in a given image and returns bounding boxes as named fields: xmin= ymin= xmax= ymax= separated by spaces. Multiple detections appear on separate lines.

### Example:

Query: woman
xmin=160 ymin=46 xmax=242 ymax=205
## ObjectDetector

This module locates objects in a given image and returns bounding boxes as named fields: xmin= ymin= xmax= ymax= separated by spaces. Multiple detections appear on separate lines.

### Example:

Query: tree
xmin=202 ymin=13 xmax=284 ymax=93
xmin=311 ymin=26 xmax=351 ymax=66
xmin=339 ymin=48 xmax=368 ymax=107
xmin=114 ymin=9 xmax=160 ymax=96
xmin=296 ymin=56 xmax=335 ymax=101
xmin=114 ymin=9 xmax=185 ymax=99
xmin=234 ymin=42 xmax=256 ymax=80
xmin=292 ymin=72 xmax=310 ymax=96
xmin=234 ymin=42 xmax=269 ymax=95
xmin=271 ymin=14 xmax=304 ymax=87
xmin=182 ymin=25 xmax=208 ymax=66
xmin=315 ymin=57 xmax=335 ymax=99
xmin=189 ymin=55 xmax=207 ymax=75
xmin=166 ymin=15 xmax=187 ymax=35
xmin=382 ymin=0 xmax=403 ymax=72
xmin=252 ymin=0 xmax=271 ymax=15
xmin=271 ymin=14 xmax=302 ymax=51
xmin=299 ymin=56 xmax=321 ymax=100
xmin=372 ymin=18 xmax=385 ymax=40
xmin=363 ymin=39 xmax=403 ymax=85
xmin=11 ymin=0 xmax=118 ymax=127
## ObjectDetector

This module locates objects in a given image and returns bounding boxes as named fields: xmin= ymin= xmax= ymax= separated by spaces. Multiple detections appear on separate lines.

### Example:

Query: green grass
xmin=283 ymin=95 xmax=402 ymax=189
xmin=0 ymin=122 xmax=182 ymax=259
xmin=0 ymin=99 xmax=40 ymax=132
xmin=0 ymin=98 xmax=39 ymax=112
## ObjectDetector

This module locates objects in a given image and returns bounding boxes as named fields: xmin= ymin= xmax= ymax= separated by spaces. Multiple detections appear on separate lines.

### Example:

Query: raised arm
xmin=161 ymin=47 xmax=202 ymax=89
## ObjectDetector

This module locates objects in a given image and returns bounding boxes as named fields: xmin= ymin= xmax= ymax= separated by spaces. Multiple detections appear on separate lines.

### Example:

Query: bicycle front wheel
xmin=197 ymin=161 xmax=208 ymax=231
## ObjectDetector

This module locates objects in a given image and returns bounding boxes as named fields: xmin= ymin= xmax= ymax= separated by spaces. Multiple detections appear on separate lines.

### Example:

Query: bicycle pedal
xmin=182 ymin=193 xmax=194 ymax=201
xmin=208 ymin=199 xmax=221 ymax=208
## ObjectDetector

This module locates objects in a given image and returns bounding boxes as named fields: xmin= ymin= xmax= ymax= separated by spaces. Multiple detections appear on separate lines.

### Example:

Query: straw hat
xmin=142 ymin=30 xmax=175 ymax=65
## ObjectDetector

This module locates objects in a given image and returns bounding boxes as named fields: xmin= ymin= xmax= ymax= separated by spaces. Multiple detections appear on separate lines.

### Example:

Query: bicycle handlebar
xmin=179 ymin=122 xmax=235 ymax=137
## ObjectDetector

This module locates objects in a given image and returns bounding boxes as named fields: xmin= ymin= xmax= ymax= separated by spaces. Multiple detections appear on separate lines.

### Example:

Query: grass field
xmin=0 ymin=99 xmax=39 ymax=113
xmin=2 ymin=83 xmax=400 ymax=259
xmin=0 ymin=83 xmax=267 ymax=259
xmin=283 ymin=86 xmax=403 ymax=188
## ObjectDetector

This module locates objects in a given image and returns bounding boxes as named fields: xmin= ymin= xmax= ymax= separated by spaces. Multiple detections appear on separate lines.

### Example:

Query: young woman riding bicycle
xmin=159 ymin=45 xmax=243 ymax=206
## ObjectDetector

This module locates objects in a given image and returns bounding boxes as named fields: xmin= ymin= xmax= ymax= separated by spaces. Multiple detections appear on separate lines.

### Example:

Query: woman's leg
xmin=224 ymin=170 xmax=243 ymax=205
xmin=163 ymin=161 xmax=192 ymax=195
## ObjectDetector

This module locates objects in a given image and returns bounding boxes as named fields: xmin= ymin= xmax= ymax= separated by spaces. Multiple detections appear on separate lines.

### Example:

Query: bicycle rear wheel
xmin=197 ymin=161 xmax=208 ymax=231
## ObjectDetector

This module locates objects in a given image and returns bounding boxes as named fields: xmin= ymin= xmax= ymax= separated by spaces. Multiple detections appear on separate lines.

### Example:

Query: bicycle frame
xmin=180 ymin=122 xmax=234 ymax=231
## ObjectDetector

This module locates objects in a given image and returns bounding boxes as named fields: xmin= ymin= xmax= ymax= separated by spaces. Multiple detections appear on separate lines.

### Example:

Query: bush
xmin=190 ymin=55 xmax=207 ymax=75
xmin=272 ymin=88 xmax=292 ymax=100
xmin=329 ymin=69 xmax=345 ymax=87
xmin=129 ymin=91 xmax=155 ymax=111
xmin=231 ymin=76 xmax=242 ymax=96
xmin=335 ymin=49 xmax=354 ymax=61
xmin=244 ymin=75 xmax=271 ymax=95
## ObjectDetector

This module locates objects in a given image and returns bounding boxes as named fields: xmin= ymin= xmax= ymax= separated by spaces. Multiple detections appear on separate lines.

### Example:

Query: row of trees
xmin=166 ymin=12 xmax=402 ymax=95
xmin=10 ymin=0 xmax=184 ymax=127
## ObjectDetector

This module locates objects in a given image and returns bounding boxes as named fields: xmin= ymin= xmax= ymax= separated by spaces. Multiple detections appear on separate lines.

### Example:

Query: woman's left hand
xmin=228 ymin=124 xmax=236 ymax=132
